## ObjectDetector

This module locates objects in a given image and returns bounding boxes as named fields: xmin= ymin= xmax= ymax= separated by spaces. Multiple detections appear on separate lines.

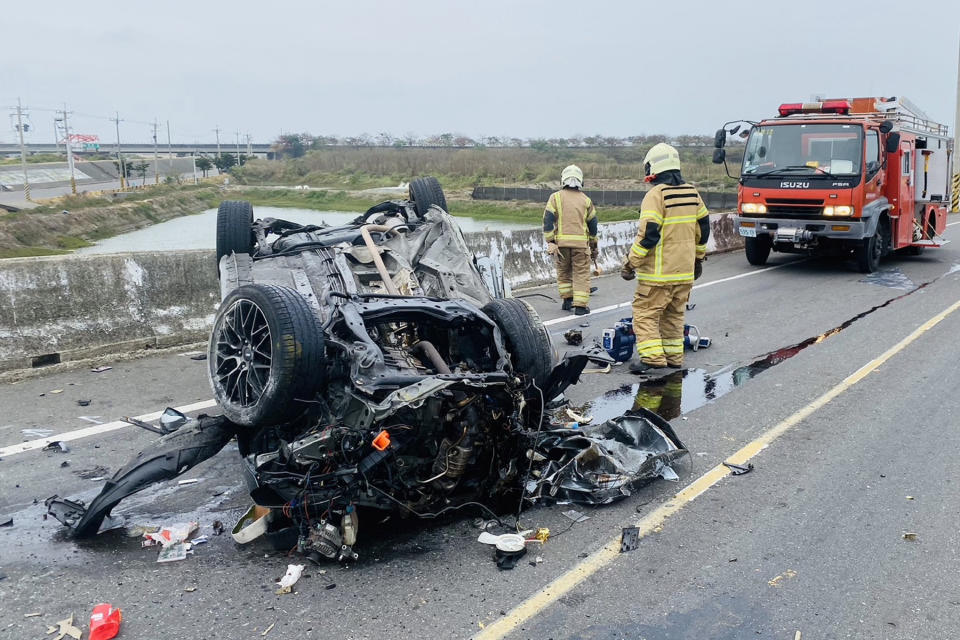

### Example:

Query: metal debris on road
xmin=620 ymin=526 xmax=640 ymax=552
xmin=563 ymin=329 xmax=583 ymax=346
xmin=275 ymin=564 xmax=305 ymax=594
xmin=177 ymin=478 xmax=201 ymax=485
xmin=43 ymin=441 xmax=70 ymax=454
xmin=76 ymin=400 xmax=91 ymax=407
xmin=184 ymin=586 xmax=197 ymax=592
xmin=90 ymin=366 xmax=112 ymax=373
xmin=722 ymin=461 xmax=754 ymax=476
xmin=902 ymin=532 xmax=918 ymax=541
xmin=189 ymin=353 xmax=208 ymax=361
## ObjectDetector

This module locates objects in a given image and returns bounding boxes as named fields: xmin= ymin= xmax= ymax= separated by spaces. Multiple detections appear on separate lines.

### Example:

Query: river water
xmin=76 ymin=207 xmax=536 ymax=254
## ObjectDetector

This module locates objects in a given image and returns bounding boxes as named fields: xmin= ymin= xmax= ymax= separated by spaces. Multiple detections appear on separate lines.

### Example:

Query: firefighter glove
xmin=590 ymin=238 xmax=599 ymax=261
xmin=546 ymin=242 xmax=559 ymax=256
xmin=620 ymin=264 xmax=635 ymax=281
xmin=694 ymin=258 xmax=704 ymax=280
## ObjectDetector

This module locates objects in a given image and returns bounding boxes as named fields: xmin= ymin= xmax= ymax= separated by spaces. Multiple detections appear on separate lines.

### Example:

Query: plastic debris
xmin=276 ymin=564 xmax=305 ymax=594
xmin=45 ymin=614 xmax=82 ymax=640
xmin=902 ymin=532 xmax=918 ymax=541
xmin=191 ymin=535 xmax=209 ymax=545
xmin=565 ymin=409 xmax=592 ymax=424
xmin=177 ymin=479 xmax=201 ymax=486
xmin=43 ymin=441 xmax=70 ymax=454
xmin=88 ymin=603 xmax=122 ymax=640
xmin=492 ymin=534 xmax=527 ymax=570
xmin=90 ymin=366 xmax=112 ymax=373
xmin=722 ymin=461 xmax=754 ymax=476
xmin=232 ymin=505 xmax=270 ymax=544
xmin=159 ymin=407 xmax=188 ymax=432
xmin=157 ymin=541 xmax=189 ymax=563
xmin=561 ymin=509 xmax=590 ymax=524
xmin=620 ymin=526 xmax=640 ymax=552
xmin=50 ymin=389 xmax=63 ymax=395
xmin=563 ymin=329 xmax=583 ymax=346
xmin=145 ymin=522 xmax=198 ymax=546
xmin=76 ymin=400 xmax=91 ymax=407
xmin=24 ymin=612 xmax=42 ymax=617
xmin=184 ymin=586 xmax=197 ymax=592
xmin=190 ymin=354 xmax=208 ymax=361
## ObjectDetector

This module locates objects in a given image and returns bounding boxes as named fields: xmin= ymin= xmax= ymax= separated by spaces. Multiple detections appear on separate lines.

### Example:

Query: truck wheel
xmin=482 ymin=298 xmax=553 ymax=391
xmin=409 ymin=177 xmax=448 ymax=216
xmin=744 ymin=235 xmax=772 ymax=266
xmin=208 ymin=284 xmax=325 ymax=428
xmin=216 ymin=200 xmax=255 ymax=276
xmin=855 ymin=228 xmax=883 ymax=273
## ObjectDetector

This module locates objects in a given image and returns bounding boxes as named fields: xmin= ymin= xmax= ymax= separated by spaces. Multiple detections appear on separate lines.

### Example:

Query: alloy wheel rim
xmin=214 ymin=299 xmax=272 ymax=406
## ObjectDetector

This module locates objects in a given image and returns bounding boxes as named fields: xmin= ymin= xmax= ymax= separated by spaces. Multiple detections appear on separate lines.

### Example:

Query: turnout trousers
xmin=556 ymin=247 xmax=591 ymax=308
xmin=631 ymin=282 xmax=692 ymax=367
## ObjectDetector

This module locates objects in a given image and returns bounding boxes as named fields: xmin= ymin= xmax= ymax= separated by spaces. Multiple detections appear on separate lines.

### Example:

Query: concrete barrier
xmin=0 ymin=214 xmax=742 ymax=372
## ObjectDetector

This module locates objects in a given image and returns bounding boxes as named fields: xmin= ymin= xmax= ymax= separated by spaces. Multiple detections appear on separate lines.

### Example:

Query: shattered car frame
xmin=48 ymin=178 xmax=687 ymax=561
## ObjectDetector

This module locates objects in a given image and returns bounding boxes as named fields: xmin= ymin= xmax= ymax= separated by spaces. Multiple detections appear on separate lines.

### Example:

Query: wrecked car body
xmin=49 ymin=178 xmax=687 ymax=560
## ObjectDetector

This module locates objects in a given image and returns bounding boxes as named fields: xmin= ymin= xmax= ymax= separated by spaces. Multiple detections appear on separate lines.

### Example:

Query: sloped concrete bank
xmin=0 ymin=214 xmax=741 ymax=372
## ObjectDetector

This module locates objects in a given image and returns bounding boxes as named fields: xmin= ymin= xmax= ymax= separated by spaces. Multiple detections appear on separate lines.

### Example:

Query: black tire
xmin=208 ymin=284 xmax=324 ymax=427
xmin=482 ymin=298 xmax=553 ymax=391
xmin=216 ymin=200 xmax=255 ymax=276
xmin=855 ymin=228 xmax=883 ymax=273
xmin=744 ymin=235 xmax=772 ymax=266
xmin=408 ymin=177 xmax=448 ymax=216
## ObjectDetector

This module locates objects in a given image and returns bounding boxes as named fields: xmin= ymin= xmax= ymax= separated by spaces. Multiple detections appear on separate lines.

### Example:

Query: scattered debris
xmin=157 ymin=541 xmax=189 ymax=563
xmin=43 ymin=441 xmax=70 ymax=454
xmin=768 ymin=569 xmax=798 ymax=587
xmin=24 ymin=612 xmax=42 ymax=618
xmin=232 ymin=505 xmax=271 ymax=544
xmin=191 ymin=535 xmax=209 ymax=545
xmin=61 ymin=461 xmax=70 ymax=468
xmin=906 ymin=496 xmax=914 ymax=500
xmin=563 ymin=329 xmax=583 ymax=346
xmin=902 ymin=532 xmax=918 ymax=541
xmin=324 ymin=583 xmax=336 ymax=590
xmin=212 ymin=520 xmax=225 ymax=536
xmin=90 ymin=366 xmax=112 ymax=373
xmin=73 ymin=465 xmax=110 ymax=480
xmin=45 ymin=614 xmax=82 ymax=640
xmin=120 ymin=416 xmax=165 ymax=436
xmin=145 ymin=522 xmax=198 ymax=547
xmin=722 ymin=461 xmax=754 ymax=476
xmin=159 ymin=408 xmax=188 ymax=432
xmin=189 ymin=353 xmax=208 ymax=361
xmin=620 ymin=526 xmax=640 ymax=552
xmin=491 ymin=533 xmax=527 ymax=570
xmin=262 ymin=622 xmax=276 ymax=636
xmin=276 ymin=564 xmax=305 ymax=594
xmin=76 ymin=400 xmax=91 ymax=407
xmin=88 ymin=603 xmax=122 ymax=640
xmin=561 ymin=509 xmax=590 ymax=524
xmin=184 ymin=587 xmax=197 ymax=593
xmin=49 ymin=389 xmax=63 ymax=395
xmin=0 ymin=517 xmax=13 ymax=527
xmin=177 ymin=479 xmax=201 ymax=486
xmin=565 ymin=409 xmax=592 ymax=424
xmin=21 ymin=428 xmax=54 ymax=438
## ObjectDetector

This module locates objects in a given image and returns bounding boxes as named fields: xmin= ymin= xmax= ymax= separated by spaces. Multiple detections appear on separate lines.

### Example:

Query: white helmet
xmin=560 ymin=164 xmax=583 ymax=189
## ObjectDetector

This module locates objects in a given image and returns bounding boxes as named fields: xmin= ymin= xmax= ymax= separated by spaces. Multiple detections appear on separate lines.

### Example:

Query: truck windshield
xmin=742 ymin=124 xmax=863 ymax=176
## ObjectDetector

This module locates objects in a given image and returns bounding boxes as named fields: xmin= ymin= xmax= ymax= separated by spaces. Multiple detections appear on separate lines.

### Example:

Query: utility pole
xmin=246 ymin=133 xmax=252 ymax=158
xmin=192 ymin=154 xmax=198 ymax=184
xmin=53 ymin=117 xmax=60 ymax=155
xmin=60 ymin=104 xmax=77 ymax=195
xmin=15 ymin=98 xmax=30 ymax=201
xmin=213 ymin=126 xmax=221 ymax=158
xmin=152 ymin=119 xmax=159 ymax=185
xmin=166 ymin=120 xmax=173 ymax=174
xmin=111 ymin=112 xmax=126 ymax=189
xmin=235 ymin=129 xmax=241 ymax=167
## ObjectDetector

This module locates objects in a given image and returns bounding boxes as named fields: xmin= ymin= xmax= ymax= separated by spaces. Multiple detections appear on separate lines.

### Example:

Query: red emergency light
xmin=777 ymin=100 xmax=852 ymax=117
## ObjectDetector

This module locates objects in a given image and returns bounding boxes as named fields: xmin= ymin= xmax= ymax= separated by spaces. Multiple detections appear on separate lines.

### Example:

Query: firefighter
xmin=621 ymin=143 xmax=709 ymax=373
xmin=543 ymin=165 xmax=599 ymax=315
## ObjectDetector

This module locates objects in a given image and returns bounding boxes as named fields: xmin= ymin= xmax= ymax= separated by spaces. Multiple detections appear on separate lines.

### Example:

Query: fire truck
xmin=713 ymin=97 xmax=953 ymax=272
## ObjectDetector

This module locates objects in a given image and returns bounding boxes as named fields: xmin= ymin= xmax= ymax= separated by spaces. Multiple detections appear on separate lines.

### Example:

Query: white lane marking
xmin=543 ymin=260 xmax=802 ymax=327
xmin=0 ymin=399 xmax=217 ymax=458
xmin=947 ymin=220 xmax=960 ymax=227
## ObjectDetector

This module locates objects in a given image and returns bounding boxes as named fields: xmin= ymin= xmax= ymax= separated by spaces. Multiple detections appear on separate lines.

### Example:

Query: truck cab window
xmin=865 ymin=130 xmax=880 ymax=175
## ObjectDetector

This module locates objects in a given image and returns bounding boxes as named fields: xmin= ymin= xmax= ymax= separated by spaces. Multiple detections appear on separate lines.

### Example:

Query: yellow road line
xmin=476 ymin=295 xmax=960 ymax=639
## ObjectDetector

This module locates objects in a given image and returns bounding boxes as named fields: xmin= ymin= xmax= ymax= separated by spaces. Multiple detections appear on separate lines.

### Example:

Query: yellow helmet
xmin=560 ymin=164 xmax=583 ymax=188
xmin=643 ymin=143 xmax=681 ymax=181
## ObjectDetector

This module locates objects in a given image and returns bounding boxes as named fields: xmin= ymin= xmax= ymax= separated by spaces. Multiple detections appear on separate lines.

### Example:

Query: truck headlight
xmin=741 ymin=203 xmax=767 ymax=214
xmin=823 ymin=206 xmax=853 ymax=216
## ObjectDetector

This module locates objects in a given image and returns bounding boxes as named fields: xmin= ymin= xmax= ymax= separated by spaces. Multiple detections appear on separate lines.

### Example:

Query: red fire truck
xmin=713 ymin=97 xmax=953 ymax=272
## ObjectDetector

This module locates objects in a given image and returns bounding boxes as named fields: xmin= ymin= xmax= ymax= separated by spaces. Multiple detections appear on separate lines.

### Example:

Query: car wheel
xmin=744 ymin=235 xmax=772 ymax=266
xmin=216 ymin=200 xmax=255 ymax=276
xmin=855 ymin=227 xmax=883 ymax=273
xmin=409 ymin=177 xmax=448 ymax=216
xmin=482 ymin=298 xmax=553 ymax=391
xmin=208 ymin=284 xmax=324 ymax=427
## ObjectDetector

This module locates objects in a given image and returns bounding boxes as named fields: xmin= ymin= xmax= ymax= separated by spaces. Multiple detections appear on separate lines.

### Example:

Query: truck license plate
xmin=739 ymin=227 xmax=756 ymax=238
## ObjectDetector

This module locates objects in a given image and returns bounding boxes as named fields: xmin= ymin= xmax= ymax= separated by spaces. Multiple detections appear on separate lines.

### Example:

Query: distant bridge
xmin=0 ymin=142 xmax=273 ymax=158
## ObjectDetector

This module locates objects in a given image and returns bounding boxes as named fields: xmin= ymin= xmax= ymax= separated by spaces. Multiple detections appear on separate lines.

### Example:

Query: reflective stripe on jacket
xmin=626 ymin=183 xmax=708 ymax=284
xmin=543 ymin=188 xmax=598 ymax=248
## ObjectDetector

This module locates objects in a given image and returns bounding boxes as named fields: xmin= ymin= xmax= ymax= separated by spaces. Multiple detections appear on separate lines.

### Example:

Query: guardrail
xmin=472 ymin=186 xmax=738 ymax=210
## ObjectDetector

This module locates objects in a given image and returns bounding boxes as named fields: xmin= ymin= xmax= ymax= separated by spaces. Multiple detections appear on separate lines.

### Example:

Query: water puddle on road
xmin=575 ymin=265 xmax=957 ymax=423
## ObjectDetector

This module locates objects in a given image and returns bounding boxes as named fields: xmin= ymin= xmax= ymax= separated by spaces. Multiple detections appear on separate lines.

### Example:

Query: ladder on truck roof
xmin=851 ymin=96 xmax=950 ymax=138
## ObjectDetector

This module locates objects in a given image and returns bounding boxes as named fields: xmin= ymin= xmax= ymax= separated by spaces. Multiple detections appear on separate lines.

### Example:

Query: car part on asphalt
xmin=722 ymin=461 xmax=754 ymax=475
xmin=620 ymin=526 xmax=640 ymax=552
xmin=563 ymin=329 xmax=583 ymax=346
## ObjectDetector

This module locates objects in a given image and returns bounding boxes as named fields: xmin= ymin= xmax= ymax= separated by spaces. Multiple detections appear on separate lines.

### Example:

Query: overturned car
xmin=48 ymin=178 xmax=687 ymax=561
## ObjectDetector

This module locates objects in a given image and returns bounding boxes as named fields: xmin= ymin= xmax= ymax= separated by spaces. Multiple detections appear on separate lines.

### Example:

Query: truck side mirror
xmin=885 ymin=132 xmax=901 ymax=154
xmin=879 ymin=120 xmax=894 ymax=134
xmin=712 ymin=148 xmax=726 ymax=164
xmin=714 ymin=129 xmax=726 ymax=148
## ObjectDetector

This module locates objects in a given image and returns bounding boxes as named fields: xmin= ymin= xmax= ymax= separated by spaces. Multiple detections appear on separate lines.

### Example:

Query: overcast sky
xmin=2 ymin=0 xmax=959 ymax=144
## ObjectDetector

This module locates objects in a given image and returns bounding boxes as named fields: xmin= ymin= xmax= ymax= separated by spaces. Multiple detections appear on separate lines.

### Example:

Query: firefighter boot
xmin=574 ymin=306 xmax=590 ymax=316
xmin=562 ymin=298 xmax=572 ymax=311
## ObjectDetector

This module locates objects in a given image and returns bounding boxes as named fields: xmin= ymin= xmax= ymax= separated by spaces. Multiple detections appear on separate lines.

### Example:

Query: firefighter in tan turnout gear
xmin=621 ymin=143 xmax=710 ymax=373
xmin=543 ymin=165 xmax=599 ymax=315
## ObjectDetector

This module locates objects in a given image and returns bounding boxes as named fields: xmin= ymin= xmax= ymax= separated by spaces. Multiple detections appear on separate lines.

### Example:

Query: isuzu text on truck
xmin=713 ymin=97 xmax=953 ymax=272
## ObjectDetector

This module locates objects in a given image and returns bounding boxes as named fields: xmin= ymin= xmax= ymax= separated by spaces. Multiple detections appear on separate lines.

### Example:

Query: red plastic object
xmin=371 ymin=430 xmax=391 ymax=451
xmin=89 ymin=603 xmax=122 ymax=640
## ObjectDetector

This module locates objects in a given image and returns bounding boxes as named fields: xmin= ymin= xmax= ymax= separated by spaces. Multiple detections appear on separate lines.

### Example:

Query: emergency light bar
xmin=777 ymin=100 xmax=852 ymax=117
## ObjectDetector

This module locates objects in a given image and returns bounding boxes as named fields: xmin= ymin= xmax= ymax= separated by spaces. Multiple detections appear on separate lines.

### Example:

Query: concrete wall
xmin=0 ymin=214 xmax=742 ymax=372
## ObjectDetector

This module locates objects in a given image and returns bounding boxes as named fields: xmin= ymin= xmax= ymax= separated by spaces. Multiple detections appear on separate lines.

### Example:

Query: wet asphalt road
xmin=3 ymin=223 xmax=960 ymax=639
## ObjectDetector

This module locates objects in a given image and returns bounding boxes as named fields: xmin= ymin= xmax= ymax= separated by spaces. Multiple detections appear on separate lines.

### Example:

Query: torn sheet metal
xmin=528 ymin=408 xmax=687 ymax=505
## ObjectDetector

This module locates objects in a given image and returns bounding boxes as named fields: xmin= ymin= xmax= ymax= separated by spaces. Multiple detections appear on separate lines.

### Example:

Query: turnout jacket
xmin=543 ymin=188 xmax=598 ymax=249
xmin=626 ymin=183 xmax=709 ymax=284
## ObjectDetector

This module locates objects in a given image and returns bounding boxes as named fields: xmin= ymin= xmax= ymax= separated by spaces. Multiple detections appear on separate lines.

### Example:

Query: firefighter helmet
xmin=560 ymin=164 xmax=584 ymax=189
xmin=643 ymin=143 xmax=681 ymax=181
